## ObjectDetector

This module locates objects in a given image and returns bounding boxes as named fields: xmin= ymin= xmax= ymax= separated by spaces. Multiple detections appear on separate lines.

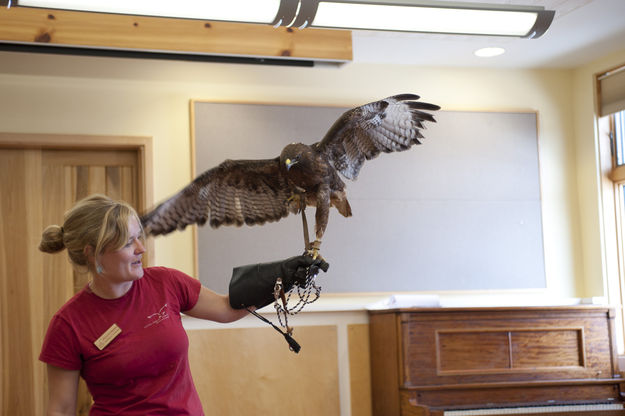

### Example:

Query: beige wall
xmin=0 ymin=50 xmax=586 ymax=297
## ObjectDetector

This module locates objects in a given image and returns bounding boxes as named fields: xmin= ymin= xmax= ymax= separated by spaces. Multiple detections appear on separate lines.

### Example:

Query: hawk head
xmin=280 ymin=143 xmax=314 ymax=173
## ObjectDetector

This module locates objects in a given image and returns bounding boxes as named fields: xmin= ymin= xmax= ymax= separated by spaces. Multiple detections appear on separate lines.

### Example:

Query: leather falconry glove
xmin=229 ymin=255 xmax=329 ymax=309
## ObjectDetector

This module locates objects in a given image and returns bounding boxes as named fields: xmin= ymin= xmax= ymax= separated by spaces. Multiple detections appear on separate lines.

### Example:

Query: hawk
xmin=141 ymin=94 xmax=440 ymax=257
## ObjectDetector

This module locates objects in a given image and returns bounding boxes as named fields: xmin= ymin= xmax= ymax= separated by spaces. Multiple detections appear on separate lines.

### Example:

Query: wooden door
xmin=0 ymin=134 xmax=152 ymax=416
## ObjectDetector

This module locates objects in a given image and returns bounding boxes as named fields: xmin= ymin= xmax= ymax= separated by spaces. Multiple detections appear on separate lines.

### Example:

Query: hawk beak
xmin=285 ymin=158 xmax=299 ymax=171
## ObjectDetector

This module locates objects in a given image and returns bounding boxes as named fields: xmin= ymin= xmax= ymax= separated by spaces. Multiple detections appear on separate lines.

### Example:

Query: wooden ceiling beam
xmin=0 ymin=6 xmax=352 ymax=62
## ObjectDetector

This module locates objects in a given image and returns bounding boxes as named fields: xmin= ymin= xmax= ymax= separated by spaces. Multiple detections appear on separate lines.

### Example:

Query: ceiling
xmin=352 ymin=0 xmax=625 ymax=68
xmin=0 ymin=0 xmax=623 ymax=71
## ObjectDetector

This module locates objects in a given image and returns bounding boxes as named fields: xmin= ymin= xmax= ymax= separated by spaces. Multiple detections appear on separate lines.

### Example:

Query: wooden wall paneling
xmin=106 ymin=165 xmax=136 ymax=204
xmin=72 ymin=165 xmax=92 ymax=292
xmin=187 ymin=325 xmax=340 ymax=416
xmin=42 ymin=149 xmax=137 ymax=166
xmin=135 ymin=144 xmax=152 ymax=219
xmin=0 ymin=6 xmax=353 ymax=62
xmin=369 ymin=313 xmax=401 ymax=416
xmin=87 ymin=166 xmax=107 ymax=195
xmin=24 ymin=149 xmax=46 ymax=416
xmin=105 ymin=167 xmax=121 ymax=198
xmin=348 ymin=324 xmax=373 ymax=416
xmin=41 ymin=160 xmax=74 ymax=323
xmin=41 ymin=160 xmax=75 ymax=414
xmin=124 ymin=166 xmax=137 ymax=206
xmin=74 ymin=166 xmax=89 ymax=201
xmin=0 ymin=148 xmax=45 ymax=415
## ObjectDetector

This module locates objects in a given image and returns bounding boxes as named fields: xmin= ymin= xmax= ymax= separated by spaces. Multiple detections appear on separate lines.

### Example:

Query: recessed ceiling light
xmin=474 ymin=47 xmax=506 ymax=58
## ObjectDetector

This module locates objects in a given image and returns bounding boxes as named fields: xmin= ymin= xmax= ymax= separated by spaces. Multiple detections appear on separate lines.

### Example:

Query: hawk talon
xmin=286 ymin=191 xmax=306 ymax=212
xmin=306 ymin=239 xmax=324 ymax=261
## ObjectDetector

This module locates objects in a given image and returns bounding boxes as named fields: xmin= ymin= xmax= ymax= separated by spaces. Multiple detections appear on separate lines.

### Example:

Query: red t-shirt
xmin=40 ymin=267 xmax=204 ymax=415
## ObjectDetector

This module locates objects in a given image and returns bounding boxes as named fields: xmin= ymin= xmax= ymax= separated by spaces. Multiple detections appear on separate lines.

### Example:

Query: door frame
xmin=0 ymin=132 xmax=154 ymax=261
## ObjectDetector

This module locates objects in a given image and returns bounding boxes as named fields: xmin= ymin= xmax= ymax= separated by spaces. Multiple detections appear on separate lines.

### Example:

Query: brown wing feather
xmin=141 ymin=158 xmax=297 ymax=236
xmin=315 ymin=93 xmax=440 ymax=180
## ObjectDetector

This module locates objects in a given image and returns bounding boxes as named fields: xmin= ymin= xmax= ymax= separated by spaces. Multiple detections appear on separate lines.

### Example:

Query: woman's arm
xmin=184 ymin=286 xmax=251 ymax=323
xmin=46 ymin=364 xmax=79 ymax=416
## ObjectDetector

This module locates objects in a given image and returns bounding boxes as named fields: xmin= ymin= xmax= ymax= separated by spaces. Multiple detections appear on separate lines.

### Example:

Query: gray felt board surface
xmin=191 ymin=100 xmax=546 ymax=294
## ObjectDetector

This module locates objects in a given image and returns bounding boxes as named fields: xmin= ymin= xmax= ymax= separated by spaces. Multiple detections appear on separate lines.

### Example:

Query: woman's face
xmin=98 ymin=216 xmax=145 ymax=283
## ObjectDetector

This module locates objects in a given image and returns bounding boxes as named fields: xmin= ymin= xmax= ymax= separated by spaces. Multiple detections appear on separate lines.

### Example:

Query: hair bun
xmin=39 ymin=225 xmax=66 ymax=253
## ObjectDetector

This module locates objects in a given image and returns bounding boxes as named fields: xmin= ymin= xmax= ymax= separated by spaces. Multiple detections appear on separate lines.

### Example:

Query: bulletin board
xmin=191 ymin=100 xmax=545 ymax=294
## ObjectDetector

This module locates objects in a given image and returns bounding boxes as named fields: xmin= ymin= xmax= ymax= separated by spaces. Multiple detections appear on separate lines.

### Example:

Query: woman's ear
xmin=84 ymin=245 xmax=95 ymax=263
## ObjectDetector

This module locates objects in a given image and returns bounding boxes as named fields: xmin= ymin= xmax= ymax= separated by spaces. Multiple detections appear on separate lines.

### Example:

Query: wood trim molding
xmin=189 ymin=101 xmax=199 ymax=278
xmin=0 ymin=6 xmax=353 ymax=63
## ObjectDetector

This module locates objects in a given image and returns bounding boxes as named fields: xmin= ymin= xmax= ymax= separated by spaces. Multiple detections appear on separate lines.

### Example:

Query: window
xmin=596 ymin=61 xmax=625 ymax=355
xmin=599 ymin=111 xmax=625 ymax=354
xmin=597 ymin=65 xmax=625 ymax=355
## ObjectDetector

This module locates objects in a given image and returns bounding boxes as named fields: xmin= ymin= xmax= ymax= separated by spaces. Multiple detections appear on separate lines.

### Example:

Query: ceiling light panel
xmin=312 ymin=2 xmax=541 ymax=36
xmin=17 ymin=0 xmax=282 ymax=23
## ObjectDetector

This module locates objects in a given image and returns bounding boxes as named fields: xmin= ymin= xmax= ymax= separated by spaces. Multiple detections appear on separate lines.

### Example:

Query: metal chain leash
xmin=273 ymin=265 xmax=322 ymax=333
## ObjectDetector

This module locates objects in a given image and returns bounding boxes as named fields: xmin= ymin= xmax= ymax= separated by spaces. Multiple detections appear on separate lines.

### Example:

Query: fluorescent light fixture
xmin=16 ymin=0 xmax=282 ymax=24
xmin=15 ymin=0 xmax=556 ymax=38
xmin=474 ymin=47 xmax=506 ymax=57
xmin=295 ymin=1 xmax=555 ymax=38
xmin=314 ymin=3 xmax=536 ymax=36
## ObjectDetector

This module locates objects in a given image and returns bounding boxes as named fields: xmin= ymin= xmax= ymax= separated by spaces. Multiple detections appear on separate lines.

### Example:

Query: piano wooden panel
xmin=369 ymin=306 xmax=624 ymax=416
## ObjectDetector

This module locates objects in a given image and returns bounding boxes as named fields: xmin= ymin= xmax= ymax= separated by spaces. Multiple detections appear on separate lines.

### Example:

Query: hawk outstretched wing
xmin=141 ymin=158 xmax=297 ymax=236
xmin=315 ymin=93 xmax=439 ymax=180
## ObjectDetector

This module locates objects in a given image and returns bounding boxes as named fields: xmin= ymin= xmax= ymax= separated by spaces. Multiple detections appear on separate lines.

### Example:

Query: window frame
xmin=598 ymin=105 xmax=625 ymax=355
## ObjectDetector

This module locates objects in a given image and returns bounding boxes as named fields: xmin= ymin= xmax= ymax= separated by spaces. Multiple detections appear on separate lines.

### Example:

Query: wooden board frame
xmin=0 ymin=6 xmax=353 ymax=63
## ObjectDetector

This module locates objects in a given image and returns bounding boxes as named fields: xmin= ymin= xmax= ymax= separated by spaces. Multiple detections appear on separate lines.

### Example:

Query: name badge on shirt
xmin=94 ymin=323 xmax=122 ymax=350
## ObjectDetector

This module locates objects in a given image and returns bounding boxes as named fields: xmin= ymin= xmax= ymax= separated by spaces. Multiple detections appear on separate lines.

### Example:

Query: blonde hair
xmin=39 ymin=194 xmax=142 ymax=271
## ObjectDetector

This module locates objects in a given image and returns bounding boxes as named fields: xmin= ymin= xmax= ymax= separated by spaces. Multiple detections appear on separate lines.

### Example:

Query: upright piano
xmin=369 ymin=306 xmax=625 ymax=416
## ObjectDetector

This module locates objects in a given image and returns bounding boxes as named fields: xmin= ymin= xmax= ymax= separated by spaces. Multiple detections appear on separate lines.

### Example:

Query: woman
xmin=39 ymin=194 xmax=318 ymax=415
